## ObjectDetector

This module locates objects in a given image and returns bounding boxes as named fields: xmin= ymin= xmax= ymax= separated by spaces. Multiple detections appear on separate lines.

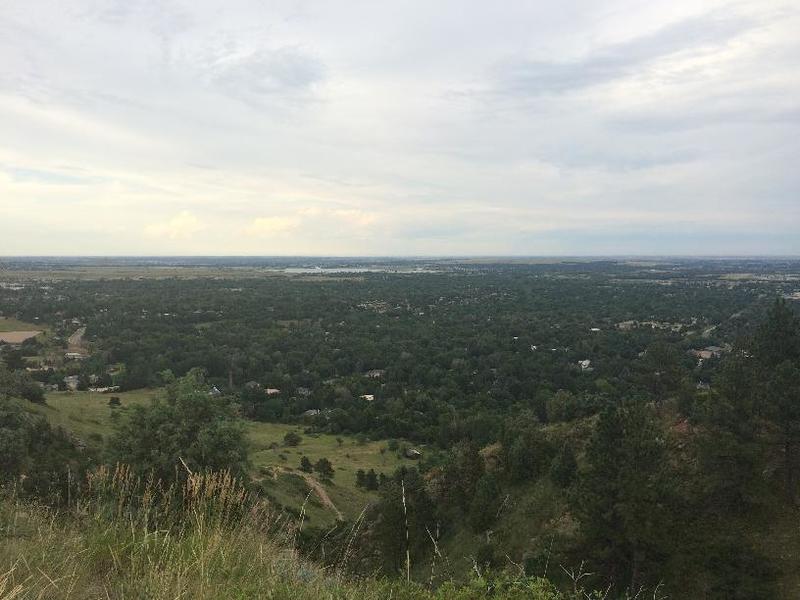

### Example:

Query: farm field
xmin=36 ymin=389 xmax=418 ymax=524
xmin=0 ymin=316 xmax=43 ymax=343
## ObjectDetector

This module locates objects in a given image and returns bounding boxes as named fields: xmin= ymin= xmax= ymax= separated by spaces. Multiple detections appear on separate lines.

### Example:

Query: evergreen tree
xmin=444 ymin=440 xmax=484 ymax=509
xmin=468 ymin=472 xmax=501 ymax=532
xmin=550 ymin=443 xmax=577 ymax=488
xmin=299 ymin=455 xmax=313 ymax=472
xmin=365 ymin=468 xmax=379 ymax=490
xmin=314 ymin=457 xmax=334 ymax=480
xmin=754 ymin=299 xmax=800 ymax=504
xmin=574 ymin=398 xmax=674 ymax=592
xmin=355 ymin=468 xmax=366 ymax=487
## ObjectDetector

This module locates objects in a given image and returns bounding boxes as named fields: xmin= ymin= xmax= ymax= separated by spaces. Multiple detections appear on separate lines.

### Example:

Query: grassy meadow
xmin=35 ymin=389 xmax=420 ymax=524
xmin=0 ymin=317 xmax=42 ymax=332
xmin=248 ymin=421 xmax=413 ymax=524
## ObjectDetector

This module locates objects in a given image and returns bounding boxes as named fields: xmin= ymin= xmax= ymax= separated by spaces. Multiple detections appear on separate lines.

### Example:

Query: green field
xmin=247 ymin=421 xmax=413 ymax=524
xmin=37 ymin=389 xmax=420 ymax=525
xmin=0 ymin=317 xmax=42 ymax=331
xmin=33 ymin=389 xmax=158 ymax=441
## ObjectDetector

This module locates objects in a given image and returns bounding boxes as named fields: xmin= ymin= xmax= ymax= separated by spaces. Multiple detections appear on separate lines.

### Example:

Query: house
xmin=65 ymin=352 xmax=87 ymax=360
xmin=88 ymin=386 xmax=120 ymax=393
xmin=265 ymin=388 xmax=281 ymax=396
xmin=360 ymin=394 xmax=375 ymax=402
xmin=209 ymin=385 xmax=222 ymax=397
xmin=63 ymin=375 xmax=80 ymax=391
xmin=578 ymin=359 xmax=593 ymax=372
xmin=366 ymin=369 xmax=385 ymax=379
xmin=690 ymin=346 xmax=724 ymax=361
xmin=303 ymin=409 xmax=321 ymax=417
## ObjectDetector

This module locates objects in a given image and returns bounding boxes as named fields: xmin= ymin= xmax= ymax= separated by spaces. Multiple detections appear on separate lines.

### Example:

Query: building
xmin=578 ymin=359 xmax=593 ymax=372
xmin=265 ymin=388 xmax=281 ymax=396
xmin=360 ymin=394 xmax=375 ymax=402
xmin=88 ymin=386 xmax=120 ymax=393
xmin=63 ymin=375 xmax=80 ymax=391
xmin=365 ymin=369 xmax=385 ymax=379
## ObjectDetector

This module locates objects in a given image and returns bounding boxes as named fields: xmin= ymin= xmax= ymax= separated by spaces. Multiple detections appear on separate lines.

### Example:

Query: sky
xmin=0 ymin=0 xmax=798 ymax=256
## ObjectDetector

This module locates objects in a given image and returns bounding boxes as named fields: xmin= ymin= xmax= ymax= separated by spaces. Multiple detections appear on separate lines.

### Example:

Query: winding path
xmin=268 ymin=466 xmax=343 ymax=521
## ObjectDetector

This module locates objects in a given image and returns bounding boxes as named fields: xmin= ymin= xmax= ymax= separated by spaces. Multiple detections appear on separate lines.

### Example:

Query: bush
xmin=475 ymin=543 xmax=497 ymax=569
xmin=284 ymin=431 xmax=303 ymax=447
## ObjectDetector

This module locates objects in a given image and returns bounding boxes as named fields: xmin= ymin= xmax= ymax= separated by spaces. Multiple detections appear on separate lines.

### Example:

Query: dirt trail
xmin=268 ymin=466 xmax=343 ymax=520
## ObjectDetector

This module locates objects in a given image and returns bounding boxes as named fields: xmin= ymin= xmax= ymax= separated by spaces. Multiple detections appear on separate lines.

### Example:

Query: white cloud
xmin=145 ymin=211 xmax=205 ymax=240
xmin=244 ymin=216 xmax=301 ymax=236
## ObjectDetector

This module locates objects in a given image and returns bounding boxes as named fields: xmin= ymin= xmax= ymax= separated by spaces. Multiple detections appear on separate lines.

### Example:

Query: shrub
xmin=284 ymin=431 xmax=303 ymax=447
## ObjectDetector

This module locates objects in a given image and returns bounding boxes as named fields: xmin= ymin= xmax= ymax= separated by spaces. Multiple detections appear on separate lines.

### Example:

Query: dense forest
xmin=1 ymin=258 xmax=799 ymax=598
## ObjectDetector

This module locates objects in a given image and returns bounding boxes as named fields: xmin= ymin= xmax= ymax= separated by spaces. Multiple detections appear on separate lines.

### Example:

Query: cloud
xmin=244 ymin=216 xmax=301 ymax=236
xmin=492 ymin=12 xmax=751 ymax=95
xmin=331 ymin=209 xmax=378 ymax=227
xmin=145 ymin=211 xmax=205 ymax=239
xmin=208 ymin=47 xmax=325 ymax=107
xmin=0 ymin=0 xmax=798 ymax=256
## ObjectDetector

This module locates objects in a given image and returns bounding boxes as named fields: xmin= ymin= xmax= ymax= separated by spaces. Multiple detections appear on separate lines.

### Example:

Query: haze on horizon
xmin=1 ymin=0 xmax=798 ymax=257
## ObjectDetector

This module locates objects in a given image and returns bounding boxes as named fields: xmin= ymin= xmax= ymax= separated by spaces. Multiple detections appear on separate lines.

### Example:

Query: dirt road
xmin=268 ymin=466 xmax=344 ymax=520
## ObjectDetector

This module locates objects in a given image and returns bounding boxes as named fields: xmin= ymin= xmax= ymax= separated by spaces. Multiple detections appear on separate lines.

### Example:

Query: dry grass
xmin=0 ymin=466 xmax=454 ymax=600
xmin=0 ymin=466 xmax=582 ymax=600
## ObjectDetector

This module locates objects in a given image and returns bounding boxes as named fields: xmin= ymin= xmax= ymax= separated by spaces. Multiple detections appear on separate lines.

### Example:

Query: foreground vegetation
xmin=0 ymin=468 xmax=577 ymax=600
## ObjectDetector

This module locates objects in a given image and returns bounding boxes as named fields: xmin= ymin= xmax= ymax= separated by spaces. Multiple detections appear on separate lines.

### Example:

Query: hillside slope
xmin=0 ymin=471 xmax=567 ymax=600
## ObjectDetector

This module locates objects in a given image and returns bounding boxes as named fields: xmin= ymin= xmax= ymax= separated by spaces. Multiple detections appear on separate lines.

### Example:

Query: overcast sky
xmin=1 ymin=0 xmax=798 ymax=256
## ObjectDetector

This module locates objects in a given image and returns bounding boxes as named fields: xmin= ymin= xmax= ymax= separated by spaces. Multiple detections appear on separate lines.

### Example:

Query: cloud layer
xmin=1 ymin=0 xmax=798 ymax=255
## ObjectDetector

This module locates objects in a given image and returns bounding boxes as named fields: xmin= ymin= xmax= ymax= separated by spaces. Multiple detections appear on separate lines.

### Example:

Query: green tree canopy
xmin=107 ymin=369 xmax=248 ymax=483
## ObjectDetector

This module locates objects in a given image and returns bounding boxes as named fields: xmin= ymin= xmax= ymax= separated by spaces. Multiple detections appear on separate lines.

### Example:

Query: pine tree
xmin=355 ymin=468 xmax=366 ymax=487
xmin=365 ymin=468 xmax=379 ymax=490
xmin=550 ymin=443 xmax=577 ymax=488
xmin=468 ymin=473 xmax=501 ymax=532
xmin=314 ymin=457 xmax=334 ymax=480
xmin=574 ymin=398 xmax=673 ymax=592
xmin=755 ymin=299 xmax=800 ymax=504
